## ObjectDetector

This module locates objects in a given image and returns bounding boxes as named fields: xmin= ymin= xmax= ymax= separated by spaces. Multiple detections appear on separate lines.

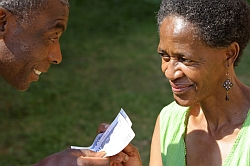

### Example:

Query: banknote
xmin=71 ymin=108 xmax=135 ymax=157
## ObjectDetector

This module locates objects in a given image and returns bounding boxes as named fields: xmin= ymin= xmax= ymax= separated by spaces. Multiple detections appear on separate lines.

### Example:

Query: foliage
xmin=0 ymin=1 xmax=165 ymax=165
xmin=0 ymin=0 xmax=250 ymax=165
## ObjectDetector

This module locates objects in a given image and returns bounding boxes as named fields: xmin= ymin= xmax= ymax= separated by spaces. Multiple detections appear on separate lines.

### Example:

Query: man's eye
xmin=49 ymin=38 xmax=55 ymax=43
xmin=49 ymin=37 xmax=58 ymax=43
xmin=49 ymin=32 xmax=60 ymax=43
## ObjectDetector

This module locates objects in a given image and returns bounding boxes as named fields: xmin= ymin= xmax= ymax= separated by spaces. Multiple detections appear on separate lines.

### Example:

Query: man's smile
xmin=34 ymin=69 xmax=42 ymax=76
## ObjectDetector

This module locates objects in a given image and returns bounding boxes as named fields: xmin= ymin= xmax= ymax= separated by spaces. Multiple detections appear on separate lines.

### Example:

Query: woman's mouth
xmin=170 ymin=81 xmax=193 ymax=94
xmin=171 ymin=85 xmax=192 ymax=93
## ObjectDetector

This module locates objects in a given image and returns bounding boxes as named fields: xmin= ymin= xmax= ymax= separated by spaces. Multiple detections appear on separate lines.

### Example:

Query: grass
xmin=0 ymin=0 xmax=250 ymax=165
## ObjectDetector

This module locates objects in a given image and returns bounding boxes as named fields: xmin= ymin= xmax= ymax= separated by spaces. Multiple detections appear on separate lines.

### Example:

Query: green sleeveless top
xmin=160 ymin=101 xmax=250 ymax=166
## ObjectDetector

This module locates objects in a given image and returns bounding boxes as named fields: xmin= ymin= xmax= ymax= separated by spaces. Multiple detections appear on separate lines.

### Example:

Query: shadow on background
xmin=0 ymin=0 xmax=171 ymax=166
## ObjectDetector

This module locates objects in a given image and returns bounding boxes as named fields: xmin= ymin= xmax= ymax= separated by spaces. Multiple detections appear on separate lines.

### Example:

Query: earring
xmin=223 ymin=70 xmax=233 ymax=101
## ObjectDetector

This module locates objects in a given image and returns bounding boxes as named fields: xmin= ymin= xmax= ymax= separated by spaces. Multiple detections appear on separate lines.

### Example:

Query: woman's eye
xmin=160 ymin=54 xmax=170 ymax=62
xmin=179 ymin=57 xmax=192 ymax=63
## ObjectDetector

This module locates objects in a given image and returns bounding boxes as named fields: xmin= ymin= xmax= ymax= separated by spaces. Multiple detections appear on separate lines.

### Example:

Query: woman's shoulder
xmin=160 ymin=101 xmax=189 ymax=117
xmin=159 ymin=101 xmax=189 ymax=127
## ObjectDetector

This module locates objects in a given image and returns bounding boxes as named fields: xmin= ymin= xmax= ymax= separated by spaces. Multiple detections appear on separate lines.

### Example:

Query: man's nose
xmin=47 ymin=43 xmax=62 ymax=64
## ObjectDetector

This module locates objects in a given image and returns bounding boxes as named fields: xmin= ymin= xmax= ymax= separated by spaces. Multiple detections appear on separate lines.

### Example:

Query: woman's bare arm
xmin=149 ymin=115 xmax=163 ymax=166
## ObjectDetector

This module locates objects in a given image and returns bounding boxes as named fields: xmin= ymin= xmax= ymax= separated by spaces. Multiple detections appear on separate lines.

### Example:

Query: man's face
xmin=0 ymin=0 xmax=69 ymax=91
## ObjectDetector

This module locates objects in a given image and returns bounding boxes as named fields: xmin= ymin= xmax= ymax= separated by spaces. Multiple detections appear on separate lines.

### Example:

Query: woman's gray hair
xmin=0 ymin=0 xmax=69 ymax=24
xmin=157 ymin=0 xmax=250 ymax=66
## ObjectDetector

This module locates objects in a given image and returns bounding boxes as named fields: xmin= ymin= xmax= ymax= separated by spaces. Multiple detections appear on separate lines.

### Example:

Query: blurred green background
xmin=0 ymin=0 xmax=250 ymax=165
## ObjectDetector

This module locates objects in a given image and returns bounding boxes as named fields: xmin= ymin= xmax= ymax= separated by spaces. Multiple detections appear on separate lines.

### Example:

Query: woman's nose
xmin=162 ymin=59 xmax=183 ymax=80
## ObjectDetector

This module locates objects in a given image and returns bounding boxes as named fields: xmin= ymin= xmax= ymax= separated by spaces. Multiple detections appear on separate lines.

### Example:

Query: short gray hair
xmin=157 ymin=0 xmax=250 ymax=66
xmin=0 ymin=0 xmax=69 ymax=24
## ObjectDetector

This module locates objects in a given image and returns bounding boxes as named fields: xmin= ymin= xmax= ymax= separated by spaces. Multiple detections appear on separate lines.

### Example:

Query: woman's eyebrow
xmin=158 ymin=48 xmax=166 ymax=53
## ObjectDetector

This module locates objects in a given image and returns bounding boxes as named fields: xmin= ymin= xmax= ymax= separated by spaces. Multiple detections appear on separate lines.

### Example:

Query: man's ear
xmin=0 ymin=7 xmax=12 ymax=38
xmin=225 ymin=42 xmax=240 ymax=67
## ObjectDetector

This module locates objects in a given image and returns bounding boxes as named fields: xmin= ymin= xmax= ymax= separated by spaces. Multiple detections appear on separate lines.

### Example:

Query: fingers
xmin=109 ymin=144 xmax=139 ymax=163
xmin=110 ymin=144 xmax=143 ymax=166
xmin=110 ymin=152 xmax=129 ymax=163
xmin=97 ymin=123 xmax=110 ymax=133
xmin=77 ymin=149 xmax=109 ymax=166
xmin=80 ymin=149 xmax=107 ymax=158
xmin=77 ymin=156 xmax=110 ymax=166
xmin=122 ymin=144 xmax=139 ymax=157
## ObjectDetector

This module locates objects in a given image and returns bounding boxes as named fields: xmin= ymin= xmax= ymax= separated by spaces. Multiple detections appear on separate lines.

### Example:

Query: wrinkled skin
xmin=150 ymin=15 xmax=250 ymax=166
xmin=0 ymin=0 xmax=68 ymax=91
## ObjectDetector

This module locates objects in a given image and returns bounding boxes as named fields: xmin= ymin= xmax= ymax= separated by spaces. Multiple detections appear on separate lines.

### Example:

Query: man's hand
xmin=33 ymin=148 xmax=110 ymax=166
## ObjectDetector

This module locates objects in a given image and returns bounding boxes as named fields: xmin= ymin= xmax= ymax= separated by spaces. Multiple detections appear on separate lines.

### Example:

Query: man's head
xmin=0 ymin=0 xmax=69 ymax=91
xmin=0 ymin=0 xmax=69 ymax=24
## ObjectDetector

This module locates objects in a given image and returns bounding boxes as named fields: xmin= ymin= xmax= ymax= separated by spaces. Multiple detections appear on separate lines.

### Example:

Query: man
xmin=0 ymin=0 xmax=69 ymax=91
xmin=0 ymin=0 xmax=109 ymax=165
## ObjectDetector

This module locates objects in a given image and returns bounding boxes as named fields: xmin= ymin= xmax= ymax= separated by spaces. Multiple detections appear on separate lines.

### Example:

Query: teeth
xmin=34 ymin=69 xmax=42 ymax=75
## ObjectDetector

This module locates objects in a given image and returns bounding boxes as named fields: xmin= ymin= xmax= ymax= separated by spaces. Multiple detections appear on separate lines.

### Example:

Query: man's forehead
xmin=59 ymin=0 xmax=70 ymax=7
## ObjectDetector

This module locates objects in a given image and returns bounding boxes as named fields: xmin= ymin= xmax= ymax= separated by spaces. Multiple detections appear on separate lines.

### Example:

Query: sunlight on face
xmin=173 ymin=17 xmax=187 ymax=35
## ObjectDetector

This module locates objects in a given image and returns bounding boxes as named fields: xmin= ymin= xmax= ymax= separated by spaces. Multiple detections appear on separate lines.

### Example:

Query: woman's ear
xmin=0 ymin=7 xmax=11 ymax=38
xmin=225 ymin=42 xmax=240 ymax=66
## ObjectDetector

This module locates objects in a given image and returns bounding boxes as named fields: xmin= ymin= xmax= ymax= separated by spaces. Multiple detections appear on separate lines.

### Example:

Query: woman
xmin=150 ymin=0 xmax=250 ymax=166
xmin=109 ymin=0 xmax=250 ymax=165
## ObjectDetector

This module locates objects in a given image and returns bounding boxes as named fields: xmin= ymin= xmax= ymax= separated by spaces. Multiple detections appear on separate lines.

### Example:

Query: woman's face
xmin=158 ymin=16 xmax=228 ymax=106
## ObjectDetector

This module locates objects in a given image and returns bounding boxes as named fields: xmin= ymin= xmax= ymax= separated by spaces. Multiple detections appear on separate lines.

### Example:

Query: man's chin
xmin=16 ymin=84 xmax=30 ymax=92
xmin=9 ymin=80 xmax=30 ymax=91
xmin=17 ymin=87 xmax=29 ymax=92
xmin=1 ymin=74 xmax=31 ymax=91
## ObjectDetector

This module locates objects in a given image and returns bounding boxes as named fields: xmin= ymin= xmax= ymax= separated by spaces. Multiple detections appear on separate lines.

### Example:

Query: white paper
xmin=71 ymin=108 xmax=135 ymax=157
